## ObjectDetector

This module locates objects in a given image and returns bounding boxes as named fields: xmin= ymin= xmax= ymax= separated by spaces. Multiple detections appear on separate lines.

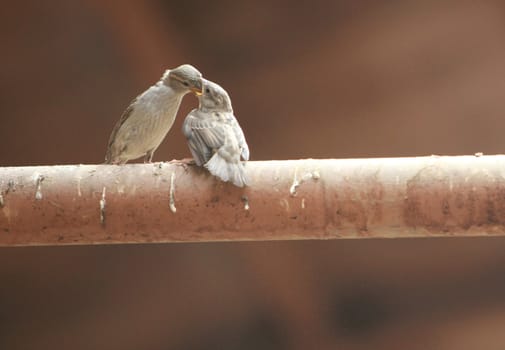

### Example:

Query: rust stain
xmin=1 ymin=206 xmax=11 ymax=224
xmin=330 ymin=169 xmax=385 ymax=235
xmin=403 ymin=165 xmax=505 ymax=233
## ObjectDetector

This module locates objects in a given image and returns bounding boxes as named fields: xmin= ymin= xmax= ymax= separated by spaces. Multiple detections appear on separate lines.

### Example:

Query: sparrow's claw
xmin=169 ymin=158 xmax=196 ymax=171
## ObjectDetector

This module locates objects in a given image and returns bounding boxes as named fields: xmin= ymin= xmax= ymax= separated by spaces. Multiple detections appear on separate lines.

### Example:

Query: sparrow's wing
xmin=105 ymin=96 xmax=138 ymax=163
xmin=193 ymin=113 xmax=227 ymax=148
xmin=182 ymin=110 xmax=221 ymax=166
xmin=229 ymin=115 xmax=249 ymax=161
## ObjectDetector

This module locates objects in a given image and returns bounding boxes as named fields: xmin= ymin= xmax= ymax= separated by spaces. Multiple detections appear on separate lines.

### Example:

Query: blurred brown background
xmin=2 ymin=1 xmax=505 ymax=349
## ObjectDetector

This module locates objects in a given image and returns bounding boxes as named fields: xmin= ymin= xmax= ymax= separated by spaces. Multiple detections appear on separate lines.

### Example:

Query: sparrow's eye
xmin=205 ymin=88 xmax=210 ymax=93
xmin=183 ymin=81 xmax=189 ymax=87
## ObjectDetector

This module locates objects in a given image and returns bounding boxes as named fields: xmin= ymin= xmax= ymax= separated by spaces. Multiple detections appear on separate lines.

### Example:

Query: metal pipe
xmin=1 ymin=155 xmax=504 ymax=246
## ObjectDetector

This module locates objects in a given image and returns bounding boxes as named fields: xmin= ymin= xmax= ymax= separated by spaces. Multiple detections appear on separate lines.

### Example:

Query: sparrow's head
xmin=199 ymin=79 xmax=233 ymax=112
xmin=164 ymin=64 xmax=203 ymax=95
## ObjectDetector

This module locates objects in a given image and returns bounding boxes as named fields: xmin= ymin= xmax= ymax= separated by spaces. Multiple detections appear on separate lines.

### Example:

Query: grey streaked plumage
xmin=105 ymin=64 xmax=203 ymax=164
xmin=182 ymin=79 xmax=249 ymax=187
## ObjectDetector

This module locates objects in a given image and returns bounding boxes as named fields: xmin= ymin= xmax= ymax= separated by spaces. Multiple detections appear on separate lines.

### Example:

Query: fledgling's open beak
xmin=191 ymin=78 xmax=203 ymax=96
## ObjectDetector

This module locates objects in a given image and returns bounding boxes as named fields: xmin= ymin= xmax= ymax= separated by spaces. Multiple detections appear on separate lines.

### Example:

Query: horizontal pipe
xmin=0 ymin=155 xmax=504 ymax=246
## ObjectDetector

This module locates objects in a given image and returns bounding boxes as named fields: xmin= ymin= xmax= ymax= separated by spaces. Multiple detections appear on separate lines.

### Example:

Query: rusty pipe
xmin=1 ymin=156 xmax=505 ymax=246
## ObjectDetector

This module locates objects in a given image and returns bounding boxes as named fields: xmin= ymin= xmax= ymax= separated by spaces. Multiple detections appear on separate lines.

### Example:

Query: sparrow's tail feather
xmin=205 ymin=153 xmax=248 ymax=187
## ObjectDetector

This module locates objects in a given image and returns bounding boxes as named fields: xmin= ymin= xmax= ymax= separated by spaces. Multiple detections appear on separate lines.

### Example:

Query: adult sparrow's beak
xmin=191 ymin=78 xmax=203 ymax=96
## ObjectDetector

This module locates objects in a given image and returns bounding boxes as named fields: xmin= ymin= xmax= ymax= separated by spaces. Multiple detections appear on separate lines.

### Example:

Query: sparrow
xmin=182 ymin=79 xmax=249 ymax=187
xmin=105 ymin=64 xmax=203 ymax=164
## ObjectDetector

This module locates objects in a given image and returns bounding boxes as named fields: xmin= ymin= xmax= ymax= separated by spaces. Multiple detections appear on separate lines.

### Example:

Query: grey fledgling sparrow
xmin=182 ymin=79 xmax=249 ymax=187
xmin=105 ymin=64 xmax=203 ymax=164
